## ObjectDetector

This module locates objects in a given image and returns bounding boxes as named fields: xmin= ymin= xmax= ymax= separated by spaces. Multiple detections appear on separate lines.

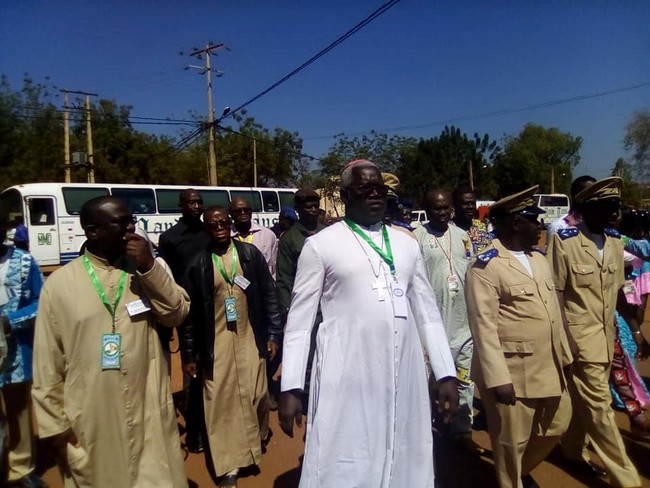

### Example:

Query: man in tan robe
xmin=181 ymin=206 xmax=282 ymax=487
xmin=32 ymin=196 xmax=190 ymax=488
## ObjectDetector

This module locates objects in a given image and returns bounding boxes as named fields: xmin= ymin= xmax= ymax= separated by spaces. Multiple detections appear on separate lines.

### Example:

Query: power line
xmin=219 ymin=0 xmax=401 ymax=122
xmin=305 ymin=80 xmax=650 ymax=140
xmin=218 ymin=125 xmax=324 ymax=163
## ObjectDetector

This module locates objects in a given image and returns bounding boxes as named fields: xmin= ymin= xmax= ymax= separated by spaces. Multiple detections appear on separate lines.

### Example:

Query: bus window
xmin=111 ymin=188 xmax=156 ymax=214
xmin=156 ymin=189 xmax=182 ymax=213
xmin=202 ymin=190 xmax=230 ymax=208
xmin=0 ymin=189 xmax=23 ymax=221
xmin=28 ymin=198 xmax=56 ymax=225
xmin=230 ymin=190 xmax=262 ymax=212
xmin=62 ymin=186 xmax=110 ymax=215
xmin=278 ymin=190 xmax=295 ymax=209
xmin=261 ymin=191 xmax=279 ymax=212
xmin=539 ymin=195 xmax=569 ymax=207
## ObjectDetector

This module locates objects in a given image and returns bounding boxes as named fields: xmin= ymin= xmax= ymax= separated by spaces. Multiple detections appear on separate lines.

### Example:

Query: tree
xmin=397 ymin=126 xmax=500 ymax=204
xmin=624 ymin=109 xmax=650 ymax=179
xmin=611 ymin=157 xmax=643 ymax=206
xmin=314 ymin=131 xmax=417 ymax=213
xmin=493 ymin=123 xmax=582 ymax=197
xmin=0 ymin=75 xmax=63 ymax=189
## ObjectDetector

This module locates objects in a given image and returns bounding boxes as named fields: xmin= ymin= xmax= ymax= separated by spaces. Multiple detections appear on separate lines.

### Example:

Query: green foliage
xmin=624 ymin=109 xmax=650 ymax=179
xmin=493 ymin=123 xmax=582 ymax=197
xmin=611 ymin=157 xmax=644 ymax=207
xmin=0 ymin=75 xmax=308 ymax=190
xmin=398 ymin=126 xmax=500 ymax=204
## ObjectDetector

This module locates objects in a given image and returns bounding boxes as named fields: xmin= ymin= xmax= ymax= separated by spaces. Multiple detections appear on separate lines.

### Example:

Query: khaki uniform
xmin=547 ymin=225 xmax=641 ymax=488
xmin=466 ymin=239 xmax=572 ymax=488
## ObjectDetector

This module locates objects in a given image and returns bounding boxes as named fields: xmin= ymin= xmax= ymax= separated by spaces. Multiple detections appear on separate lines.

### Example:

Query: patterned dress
xmin=0 ymin=246 xmax=43 ymax=387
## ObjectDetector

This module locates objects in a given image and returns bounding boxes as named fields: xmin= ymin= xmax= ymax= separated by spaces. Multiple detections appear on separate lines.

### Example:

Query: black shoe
xmin=522 ymin=474 xmax=540 ymax=488
xmin=7 ymin=473 xmax=48 ymax=488
xmin=186 ymin=436 xmax=205 ymax=453
xmin=563 ymin=459 xmax=607 ymax=477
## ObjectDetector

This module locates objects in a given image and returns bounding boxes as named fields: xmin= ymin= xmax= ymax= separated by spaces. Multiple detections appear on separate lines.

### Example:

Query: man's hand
xmin=125 ymin=233 xmax=155 ymax=273
xmin=568 ymin=335 xmax=580 ymax=362
xmin=1 ymin=316 xmax=10 ymax=335
xmin=278 ymin=390 xmax=303 ymax=438
xmin=267 ymin=340 xmax=279 ymax=362
xmin=436 ymin=377 xmax=460 ymax=424
xmin=184 ymin=362 xmax=198 ymax=379
xmin=51 ymin=428 xmax=80 ymax=454
xmin=490 ymin=383 xmax=516 ymax=405
xmin=633 ymin=331 xmax=650 ymax=360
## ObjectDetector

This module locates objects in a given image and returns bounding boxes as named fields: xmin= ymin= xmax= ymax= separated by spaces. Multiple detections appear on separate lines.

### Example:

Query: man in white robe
xmin=279 ymin=160 xmax=458 ymax=488
xmin=32 ymin=196 xmax=189 ymax=488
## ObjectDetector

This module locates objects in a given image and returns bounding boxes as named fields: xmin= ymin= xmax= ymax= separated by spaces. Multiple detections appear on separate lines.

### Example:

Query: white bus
xmin=533 ymin=193 xmax=570 ymax=227
xmin=0 ymin=183 xmax=296 ymax=271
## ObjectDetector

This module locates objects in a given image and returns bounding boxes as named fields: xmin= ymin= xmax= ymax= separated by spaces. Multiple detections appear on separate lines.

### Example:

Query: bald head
xmin=425 ymin=188 xmax=452 ymax=231
xmin=80 ymin=196 xmax=135 ymax=259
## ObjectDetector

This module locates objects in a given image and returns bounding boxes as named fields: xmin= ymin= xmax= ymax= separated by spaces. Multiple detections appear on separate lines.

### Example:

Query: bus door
xmin=25 ymin=196 xmax=60 ymax=265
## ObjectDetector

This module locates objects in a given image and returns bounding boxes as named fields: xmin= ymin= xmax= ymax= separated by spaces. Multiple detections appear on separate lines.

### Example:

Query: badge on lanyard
xmin=447 ymin=274 xmax=459 ymax=292
xmin=225 ymin=296 xmax=238 ymax=322
xmin=390 ymin=280 xmax=408 ymax=318
xmin=101 ymin=333 xmax=122 ymax=370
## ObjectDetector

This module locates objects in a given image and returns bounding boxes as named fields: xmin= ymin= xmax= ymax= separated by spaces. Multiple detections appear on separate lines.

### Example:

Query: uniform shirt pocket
xmin=545 ymin=278 xmax=555 ymax=291
xmin=571 ymin=263 xmax=594 ymax=287
xmin=500 ymin=338 xmax=534 ymax=356
xmin=508 ymin=284 xmax=535 ymax=299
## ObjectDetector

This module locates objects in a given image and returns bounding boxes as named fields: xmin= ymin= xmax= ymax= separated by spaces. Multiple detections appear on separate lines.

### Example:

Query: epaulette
xmin=531 ymin=246 xmax=546 ymax=255
xmin=557 ymin=227 xmax=579 ymax=240
xmin=604 ymin=228 xmax=621 ymax=238
xmin=476 ymin=248 xmax=498 ymax=264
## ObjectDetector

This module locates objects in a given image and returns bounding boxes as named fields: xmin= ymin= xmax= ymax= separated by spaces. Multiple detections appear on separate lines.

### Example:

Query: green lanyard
xmin=82 ymin=255 xmax=128 ymax=333
xmin=212 ymin=245 xmax=239 ymax=292
xmin=344 ymin=218 xmax=396 ymax=276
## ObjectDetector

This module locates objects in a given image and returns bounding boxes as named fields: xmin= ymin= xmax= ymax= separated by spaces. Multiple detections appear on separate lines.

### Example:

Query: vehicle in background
xmin=534 ymin=193 xmax=570 ymax=227
xmin=0 ymin=183 xmax=296 ymax=272
xmin=410 ymin=209 xmax=428 ymax=228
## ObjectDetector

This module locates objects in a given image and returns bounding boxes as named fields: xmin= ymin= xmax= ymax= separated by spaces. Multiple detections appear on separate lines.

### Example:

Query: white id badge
xmin=126 ymin=297 xmax=152 ymax=317
xmin=234 ymin=275 xmax=251 ymax=290
xmin=447 ymin=274 xmax=459 ymax=292
xmin=390 ymin=280 xmax=408 ymax=318
xmin=623 ymin=279 xmax=635 ymax=296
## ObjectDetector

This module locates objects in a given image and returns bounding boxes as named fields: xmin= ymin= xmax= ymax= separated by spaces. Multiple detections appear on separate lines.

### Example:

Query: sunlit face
xmin=229 ymin=198 xmax=252 ymax=226
xmin=341 ymin=167 xmax=388 ymax=226
xmin=87 ymin=200 xmax=136 ymax=253
xmin=427 ymin=193 xmax=452 ymax=228
xmin=180 ymin=191 xmax=203 ymax=220
xmin=204 ymin=209 xmax=232 ymax=245
xmin=455 ymin=192 xmax=477 ymax=221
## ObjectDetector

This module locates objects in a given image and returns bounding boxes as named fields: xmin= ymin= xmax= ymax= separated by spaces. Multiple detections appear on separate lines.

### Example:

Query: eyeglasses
xmin=230 ymin=207 xmax=252 ymax=215
xmin=348 ymin=184 xmax=389 ymax=198
xmin=206 ymin=219 xmax=231 ymax=230
xmin=110 ymin=215 xmax=137 ymax=228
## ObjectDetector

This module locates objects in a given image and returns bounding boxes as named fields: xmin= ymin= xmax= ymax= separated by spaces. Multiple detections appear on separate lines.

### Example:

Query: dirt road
xmin=36 ymin=337 xmax=650 ymax=487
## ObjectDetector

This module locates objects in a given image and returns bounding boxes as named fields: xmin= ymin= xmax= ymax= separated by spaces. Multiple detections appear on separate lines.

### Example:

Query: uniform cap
xmin=573 ymin=176 xmax=622 ymax=204
xmin=381 ymin=172 xmax=400 ymax=199
xmin=490 ymin=185 xmax=545 ymax=217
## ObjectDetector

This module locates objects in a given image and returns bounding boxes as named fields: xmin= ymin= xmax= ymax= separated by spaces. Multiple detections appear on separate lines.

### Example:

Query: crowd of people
xmin=0 ymin=160 xmax=648 ymax=488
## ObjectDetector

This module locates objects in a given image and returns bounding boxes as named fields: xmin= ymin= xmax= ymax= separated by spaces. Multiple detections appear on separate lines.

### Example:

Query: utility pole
xmin=468 ymin=159 xmax=474 ymax=191
xmin=185 ymin=42 xmax=228 ymax=186
xmin=61 ymin=90 xmax=71 ymax=183
xmin=253 ymin=138 xmax=258 ymax=187
xmin=85 ymin=95 xmax=96 ymax=183
xmin=60 ymin=89 xmax=98 ymax=183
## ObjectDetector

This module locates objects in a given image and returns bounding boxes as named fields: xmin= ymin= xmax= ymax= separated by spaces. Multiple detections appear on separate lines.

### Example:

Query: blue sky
xmin=1 ymin=1 xmax=648 ymax=181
